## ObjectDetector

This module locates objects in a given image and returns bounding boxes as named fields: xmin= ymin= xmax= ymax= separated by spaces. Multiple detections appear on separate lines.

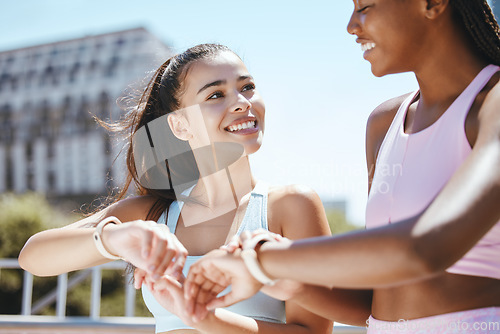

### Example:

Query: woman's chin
xmin=243 ymin=142 xmax=263 ymax=156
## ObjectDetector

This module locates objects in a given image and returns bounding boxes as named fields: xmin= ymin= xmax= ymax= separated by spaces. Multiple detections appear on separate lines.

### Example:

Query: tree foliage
xmin=0 ymin=192 xmax=151 ymax=317
xmin=326 ymin=209 xmax=362 ymax=235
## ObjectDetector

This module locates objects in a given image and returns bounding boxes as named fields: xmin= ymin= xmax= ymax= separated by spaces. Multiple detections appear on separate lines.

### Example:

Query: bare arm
xmin=18 ymin=196 xmax=187 ymax=278
xmin=186 ymin=87 xmax=499 ymax=308
xmin=289 ymin=286 xmax=372 ymax=326
xmin=258 ymin=84 xmax=500 ymax=288
xmin=268 ymin=185 xmax=370 ymax=326
xmin=269 ymin=185 xmax=334 ymax=333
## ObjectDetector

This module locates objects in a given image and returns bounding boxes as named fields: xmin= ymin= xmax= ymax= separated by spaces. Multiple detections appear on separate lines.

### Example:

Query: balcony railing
xmin=0 ymin=258 xmax=366 ymax=333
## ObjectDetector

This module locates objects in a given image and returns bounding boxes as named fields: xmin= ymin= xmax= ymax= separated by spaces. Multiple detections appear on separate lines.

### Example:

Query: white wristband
xmin=241 ymin=234 xmax=277 ymax=286
xmin=93 ymin=217 xmax=122 ymax=260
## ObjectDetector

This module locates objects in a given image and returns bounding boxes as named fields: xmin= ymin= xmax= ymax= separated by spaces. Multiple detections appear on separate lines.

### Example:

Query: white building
xmin=0 ymin=27 xmax=172 ymax=197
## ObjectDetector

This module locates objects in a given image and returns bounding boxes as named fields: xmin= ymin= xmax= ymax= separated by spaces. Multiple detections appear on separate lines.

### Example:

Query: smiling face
xmin=176 ymin=51 xmax=265 ymax=155
xmin=347 ymin=0 xmax=430 ymax=77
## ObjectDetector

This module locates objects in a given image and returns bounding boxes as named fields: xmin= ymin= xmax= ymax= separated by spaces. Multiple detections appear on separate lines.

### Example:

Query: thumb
xmin=154 ymin=274 xmax=183 ymax=291
xmin=206 ymin=291 xmax=241 ymax=310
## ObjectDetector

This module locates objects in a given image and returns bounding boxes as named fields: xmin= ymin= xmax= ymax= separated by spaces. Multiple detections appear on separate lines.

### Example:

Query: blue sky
xmin=0 ymin=0 xmax=420 ymax=225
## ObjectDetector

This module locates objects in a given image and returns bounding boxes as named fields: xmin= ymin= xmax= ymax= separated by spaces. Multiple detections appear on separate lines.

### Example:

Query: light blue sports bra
xmin=142 ymin=182 xmax=286 ymax=332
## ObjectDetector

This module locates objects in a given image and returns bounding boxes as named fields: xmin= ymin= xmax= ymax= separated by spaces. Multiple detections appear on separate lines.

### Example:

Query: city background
xmin=0 ymin=0 xmax=498 ymax=332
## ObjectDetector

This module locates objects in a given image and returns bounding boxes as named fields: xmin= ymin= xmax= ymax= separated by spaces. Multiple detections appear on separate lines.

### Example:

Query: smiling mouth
xmin=225 ymin=120 xmax=257 ymax=132
xmin=361 ymin=42 xmax=376 ymax=52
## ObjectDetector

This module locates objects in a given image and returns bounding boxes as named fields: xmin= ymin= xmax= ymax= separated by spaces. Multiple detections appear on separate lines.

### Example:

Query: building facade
xmin=0 ymin=28 xmax=172 ymax=197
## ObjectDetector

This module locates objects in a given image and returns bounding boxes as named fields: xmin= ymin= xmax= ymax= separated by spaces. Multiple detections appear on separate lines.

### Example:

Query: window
xmin=105 ymin=56 xmax=120 ymax=77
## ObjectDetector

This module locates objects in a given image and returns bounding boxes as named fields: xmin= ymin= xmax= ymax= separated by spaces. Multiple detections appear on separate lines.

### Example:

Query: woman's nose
xmin=347 ymin=12 xmax=361 ymax=36
xmin=231 ymin=93 xmax=252 ymax=113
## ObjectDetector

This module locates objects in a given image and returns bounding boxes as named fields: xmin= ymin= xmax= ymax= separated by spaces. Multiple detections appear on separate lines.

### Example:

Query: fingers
xmin=221 ymin=234 xmax=242 ymax=253
xmin=186 ymin=266 xmax=229 ymax=299
xmin=153 ymin=274 xmax=183 ymax=291
xmin=167 ymin=236 xmax=188 ymax=280
xmin=185 ymin=271 xmax=203 ymax=315
xmin=140 ymin=222 xmax=156 ymax=260
xmin=141 ymin=224 xmax=188 ymax=279
xmin=193 ymin=301 xmax=209 ymax=322
xmin=220 ymin=230 xmax=285 ymax=254
xmin=134 ymin=268 xmax=147 ymax=289
xmin=239 ymin=230 xmax=252 ymax=244
xmin=185 ymin=267 xmax=230 ymax=317
xmin=191 ymin=283 xmax=223 ymax=322
xmin=206 ymin=292 xmax=240 ymax=310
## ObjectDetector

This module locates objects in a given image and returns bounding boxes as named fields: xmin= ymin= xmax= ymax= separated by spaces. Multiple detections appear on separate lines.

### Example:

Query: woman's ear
xmin=424 ymin=0 xmax=449 ymax=19
xmin=167 ymin=112 xmax=193 ymax=141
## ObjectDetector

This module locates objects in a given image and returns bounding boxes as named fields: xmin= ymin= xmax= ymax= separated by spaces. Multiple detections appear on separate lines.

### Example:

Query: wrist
xmin=189 ymin=309 xmax=216 ymax=329
xmin=100 ymin=222 xmax=121 ymax=256
xmin=254 ymin=240 xmax=278 ymax=281
xmin=256 ymin=239 xmax=291 ymax=280
xmin=93 ymin=217 xmax=123 ymax=260
xmin=241 ymin=234 xmax=277 ymax=286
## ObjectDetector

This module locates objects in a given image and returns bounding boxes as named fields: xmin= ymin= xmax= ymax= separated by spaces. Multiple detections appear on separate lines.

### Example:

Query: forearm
xmin=290 ymin=285 xmax=372 ymax=326
xmin=258 ymin=218 xmax=426 ymax=289
xmin=19 ymin=227 xmax=108 ymax=276
xmin=260 ymin=145 xmax=500 ymax=289
xmin=194 ymin=309 xmax=322 ymax=334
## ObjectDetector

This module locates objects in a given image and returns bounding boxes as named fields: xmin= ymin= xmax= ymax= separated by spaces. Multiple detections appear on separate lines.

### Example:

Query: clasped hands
xmin=128 ymin=228 xmax=299 ymax=324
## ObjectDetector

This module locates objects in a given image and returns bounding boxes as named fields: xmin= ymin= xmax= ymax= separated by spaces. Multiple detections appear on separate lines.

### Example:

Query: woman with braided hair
xmin=185 ymin=1 xmax=500 ymax=332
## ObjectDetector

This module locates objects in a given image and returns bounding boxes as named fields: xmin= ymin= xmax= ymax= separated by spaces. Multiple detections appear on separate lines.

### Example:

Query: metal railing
xmin=0 ymin=258 xmax=366 ymax=333
xmin=0 ymin=258 xmax=139 ymax=319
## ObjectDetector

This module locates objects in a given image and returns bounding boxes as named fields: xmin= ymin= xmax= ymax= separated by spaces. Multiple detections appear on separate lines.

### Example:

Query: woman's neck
xmin=412 ymin=13 xmax=488 ymax=110
xmin=191 ymin=155 xmax=256 ymax=209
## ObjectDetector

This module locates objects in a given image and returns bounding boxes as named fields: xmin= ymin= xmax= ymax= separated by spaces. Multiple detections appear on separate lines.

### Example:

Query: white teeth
xmin=227 ymin=120 xmax=256 ymax=132
xmin=361 ymin=42 xmax=376 ymax=52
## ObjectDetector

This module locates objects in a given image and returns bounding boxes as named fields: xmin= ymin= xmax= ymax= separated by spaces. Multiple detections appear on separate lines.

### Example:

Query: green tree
xmin=326 ymin=209 xmax=362 ymax=235
xmin=0 ymin=192 xmax=151 ymax=317
xmin=0 ymin=192 xmax=66 ymax=314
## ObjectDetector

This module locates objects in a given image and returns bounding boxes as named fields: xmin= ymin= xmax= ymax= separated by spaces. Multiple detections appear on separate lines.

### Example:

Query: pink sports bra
xmin=366 ymin=64 xmax=500 ymax=280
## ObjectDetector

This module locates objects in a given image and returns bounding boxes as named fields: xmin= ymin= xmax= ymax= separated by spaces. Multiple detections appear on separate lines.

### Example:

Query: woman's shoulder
xmin=267 ymin=184 xmax=321 ymax=205
xmin=366 ymin=93 xmax=413 ymax=135
xmin=267 ymin=184 xmax=331 ymax=238
xmin=476 ymin=76 xmax=500 ymax=143
xmin=103 ymin=195 xmax=159 ymax=222
xmin=366 ymin=92 xmax=414 ymax=166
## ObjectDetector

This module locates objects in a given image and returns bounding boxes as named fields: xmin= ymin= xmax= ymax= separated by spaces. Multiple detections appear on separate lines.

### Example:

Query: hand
xmin=261 ymin=278 xmax=304 ymax=301
xmin=134 ymin=267 xmax=186 ymax=289
xmin=222 ymin=230 xmax=301 ymax=301
xmin=185 ymin=249 xmax=263 ymax=321
xmin=141 ymin=270 xmax=201 ymax=326
xmin=103 ymin=220 xmax=187 ymax=279
xmin=221 ymin=229 xmax=285 ymax=253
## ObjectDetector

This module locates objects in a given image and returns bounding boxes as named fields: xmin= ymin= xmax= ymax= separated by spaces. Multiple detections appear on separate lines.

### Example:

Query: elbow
xmin=18 ymin=243 xmax=39 ymax=276
xmin=407 ymin=237 xmax=456 ymax=278
xmin=18 ymin=238 xmax=49 ymax=277
xmin=18 ymin=249 xmax=38 ymax=275
xmin=18 ymin=239 xmax=32 ymax=271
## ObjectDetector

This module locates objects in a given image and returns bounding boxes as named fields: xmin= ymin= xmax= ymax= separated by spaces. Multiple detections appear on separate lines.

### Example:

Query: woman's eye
xmin=242 ymin=83 xmax=255 ymax=92
xmin=207 ymin=91 xmax=224 ymax=100
xmin=357 ymin=5 xmax=370 ymax=13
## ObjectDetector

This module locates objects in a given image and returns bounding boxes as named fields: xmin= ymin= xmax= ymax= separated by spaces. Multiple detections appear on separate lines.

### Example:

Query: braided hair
xmin=450 ymin=0 xmax=500 ymax=65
